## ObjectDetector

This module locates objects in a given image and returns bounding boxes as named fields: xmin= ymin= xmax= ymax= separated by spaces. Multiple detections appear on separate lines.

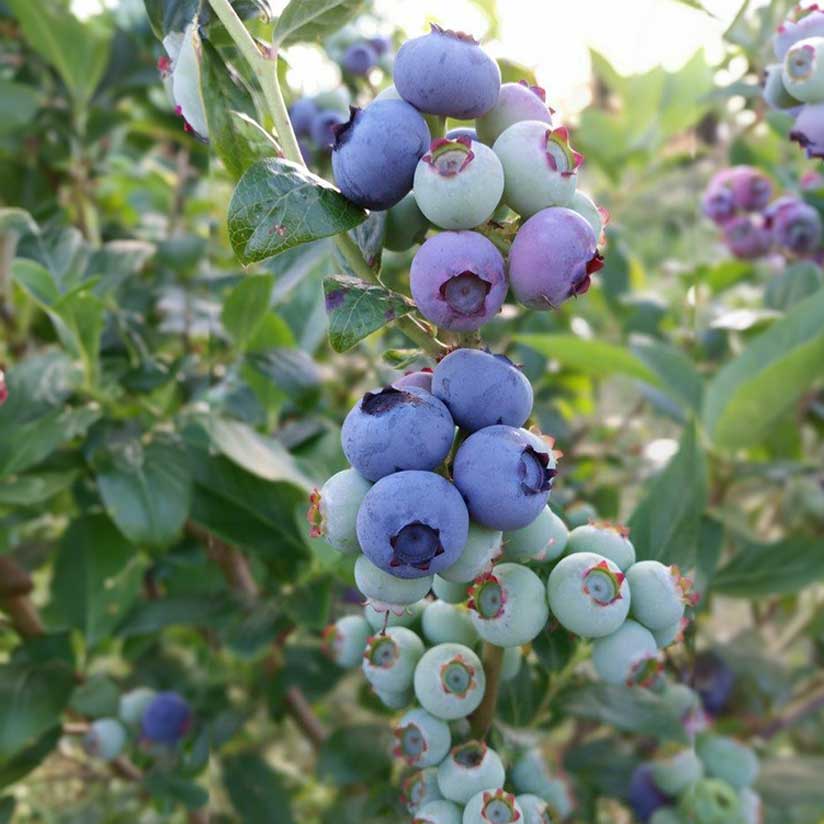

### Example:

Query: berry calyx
xmin=423 ymin=136 xmax=475 ymax=175
xmin=365 ymin=634 xmax=399 ymax=668
xmin=544 ymin=126 xmax=584 ymax=177
xmin=583 ymin=560 xmax=626 ymax=606
xmin=467 ymin=573 xmax=505 ymax=619
xmin=439 ymin=655 xmax=477 ymax=697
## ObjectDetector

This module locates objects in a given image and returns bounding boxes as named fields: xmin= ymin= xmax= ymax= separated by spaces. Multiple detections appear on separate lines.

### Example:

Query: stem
xmin=185 ymin=520 xmax=259 ymax=600
xmin=469 ymin=643 xmax=505 ymax=739
xmin=757 ymin=681 xmax=824 ymax=739
xmin=285 ymin=686 xmax=328 ymax=747
xmin=0 ymin=556 xmax=44 ymax=637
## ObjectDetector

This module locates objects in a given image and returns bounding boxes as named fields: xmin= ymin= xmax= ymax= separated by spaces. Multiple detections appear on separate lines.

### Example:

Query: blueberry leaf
xmin=323 ymin=275 xmax=415 ymax=353
xmin=223 ymin=753 xmax=296 ymax=824
xmin=272 ymin=0 xmax=365 ymax=47
xmin=228 ymin=159 xmax=366 ymax=264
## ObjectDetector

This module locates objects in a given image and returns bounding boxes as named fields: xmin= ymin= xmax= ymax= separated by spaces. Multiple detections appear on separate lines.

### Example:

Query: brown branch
xmin=0 ymin=556 xmax=44 ymax=637
xmin=110 ymin=755 xmax=143 ymax=782
xmin=185 ymin=520 xmax=259 ymax=599
xmin=469 ymin=643 xmax=505 ymax=740
xmin=285 ymin=686 xmax=328 ymax=748
xmin=757 ymin=683 xmax=824 ymax=739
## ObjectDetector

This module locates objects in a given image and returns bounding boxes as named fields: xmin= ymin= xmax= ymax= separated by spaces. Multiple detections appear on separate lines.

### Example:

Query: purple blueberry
xmin=628 ymin=764 xmax=672 ymax=823
xmin=369 ymin=35 xmax=393 ymax=56
xmin=141 ymin=692 xmax=191 ymax=744
xmin=693 ymin=652 xmax=735 ymax=715
xmin=476 ymin=80 xmax=553 ymax=145
xmin=508 ymin=206 xmax=602 ymax=310
xmin=410 ymin=231 xmax=507 ymax=331
xmin=791 ymin=101 xmax=824 ymax=158
xmin=342 ymin=41 xmax=379 ymax=75
xmin=775 ymin=7 xmax=824 ymax=60
xmin=765 ymin=195 xmax=822 ymax=254
xmin=298 ymin=137 xmax=313 ymax=165
xmin=332 ymin=100 xmax=431 ymax=210
xmin=356 ymin=470 xmax=469 ymax=578
xmin=311 ymin=108 xmax=347 ymax=150
xmin=446 ymin=127 xmax=480 ymax=142
xmin=722 ymin=215 xmax=772 ymax=259
xmin=432 ymin=349 xmax=532 ymax=432
xmin=701 ymin=185 xmax=736 ymax=224
xmin=453 ymin=425 xmax=556 ymax=530
xmin=394 ymin=24 xmax=501 ymax=119
xmin=394 ymin=369 xmax=434 ymax=392
xmin=341 ymin=385 xmax=454 ymax=482
xmin=289 ymin=97 xmax=318 ymax=137
xmin=727 ymin=166 xmax=773 ymax=212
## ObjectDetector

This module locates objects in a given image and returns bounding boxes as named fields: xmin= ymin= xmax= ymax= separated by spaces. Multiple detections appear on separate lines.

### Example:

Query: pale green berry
xmin=118 ymin=687 xmax=155 ymax=727
xmin=475 ymin=81 xmax=553 ymax=145
xmin=463 ymin=788 xmax=523 ymax=824
xmin=651 ymin=748 xmax=705 ymax=796
xmin=374 ymin=686 xmax=414 ymax=709
xmin=355 ymin=554 xmax=433 ymax=608
xmin=653 ymin=618 xmax=688 ymax=649
xmin=658 ymin=682 xmax=701 ymax=719
xmin=569 ymin=190 xmax=608 ymax=244
xmin=695 ymin=733 xmax=759 ymax=790
xmin=323 ymin=614 xmax=372 ymax=668
xmin=783 ymin=37 xmax=824 ymax=103
xmin=439 ymin=523 xmax=503 ymax=583
xmin=434 ymin=575 xmax=469 ymax=604
xmin=362 ymin=626 xmax=425 ymax=693
xmin=404 ymin=768 xmax=444 ymax=813
xmin=739 ymin=787 xmax=763 ymax=824
xmin=515 ymin=794 xmax=553 ymax=824
xmin=547 ymin=552 xmax=630 ymax=638
xmin=565 ymin=523 xmax=635 ymax=571
xmin=309 ymin=469 xmax=372 ymax=553
xmin=84 ymin=718 xmax=127 ymax=762
xmin=627 ymin=561 xmax=690 ymax=632
xmin=510 ymin=748 xmax=575 ymax=817
xmin=500 ymin=645 xmax=523 ymax=681
xmin=422 ymin=599 xmax=479 ymax=646
xmin=591 ymin=619 xmax=661 ymax=686
xmin=414 ymin=799 xmax=463 ymax=824
xmin=565 ymin=502 xmax=598 ymax=528
xmin=394 ymin=707 xmax=452 ymax=768
xmin=503 ymin=506 xmax=568 ymax=563
xmin=364 ymin=599 xmax=426 ymax=631
xmin=385 ymin=192 xmax=430 ymax=252
xmin=437 ymin=740 xmax=505 ymax=804
xmin=313 ymin=86 xmax=351 ymax=112
xmin=414 ymin=643 xmax=486 ymax=720
xmin=678 ymin=778 xmax=744 ymax=824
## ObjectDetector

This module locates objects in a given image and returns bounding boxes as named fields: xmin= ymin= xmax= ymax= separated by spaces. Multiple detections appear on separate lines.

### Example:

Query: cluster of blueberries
xmin=702 ymin=164 xmax=823 ymax=260
xmin=765 ymin=4 xmax=824 ymax=157
xmin=82 ymin=689 xmax=191 ymax=763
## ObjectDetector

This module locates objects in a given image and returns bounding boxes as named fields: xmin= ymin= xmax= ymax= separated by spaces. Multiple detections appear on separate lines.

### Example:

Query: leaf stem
xmin=469 ymin=642 xmax=505 ymax=739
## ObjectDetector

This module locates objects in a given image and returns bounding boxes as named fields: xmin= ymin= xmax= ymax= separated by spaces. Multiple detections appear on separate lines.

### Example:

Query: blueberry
xmin=726 ymin=166 xmax=773 ymax=212
xmin=509 ymin=207 xmax=602 ymax=310
xmin=410 ymin=233 xmax=508 ymax=331
xmin=695 ymin=733 xmax=759 ymax=790
xmin=652 ymin=618 xmax=688 ymax=649
xmin=510 ymin=749 xmax=574 ymax=817
xmin=547 ymin=552 xmax=630 ymax=638
xmin=626 ymin=561 xmax=690 ymax=631
xmin=432 ymin=575 xmax=469 ymax=603
xmin=384 ymin=192 xmax=430 ymax=252
xmin=322 ymin=614 xmax=371 ymax=668
xmin=783 ymin=37 xmax=824 ymax=103
xmin=393 ymin=707 xmax=452 ymax=768
xmin=289 ymin=97 xmax=318 ymax=137
xmin=393 ymin=367 xmax=434 ymax=393
xmin=791 ymin=101 xmax=824 ymax=158
xmin=374 ymin=83 xmax=402 ymax=102
xmin=374 ymin=686 xmax=414 ymax=708
xmin=309 ymin=468 xmax=372 ymax=554
xmin=421 ymin=599 xmax=479 ymax=646
xmin=394 ymin=25 xmax=501 ymax=118
xmin=453 ymin=425 xmax=556 ymax=531
xmin=678 ymin=778 xmax=743 ymax=824
xmin=311 ymin=108 xmax=347 ymax=150
xmin=415 ymin=800 xmax=462 ymax=824
xmin=414 ymin=643 xmax=486 ymax=720
xmin=84 ymin=718 xmax=127 ymax=762
xmin=722 ymin=214 xmax=772 ymax=259
xmin=357 ymin=470 xmax=469 ymax=578
xmin=467 ymin=563 xmax=548 ymax=647
xmin=765 ymin=195 xmax=822 ymax=254
xmin=438 ymin=522 xmax=503 ymax=583
xmin=364 ymin=599 xmax=425 ymax=631
xmin=570 ymin=190 xmax=609 ymax=244
xmin=404 ymin=768 xmax=444 ymax=813
xmin=651 ymin=748 xmax=705 ymax=796
xmin=368 ymin=35 xmax=393 ymax=57
xmin=118 ymin=687 xmax=155 ymax=727
xmin=702 ymin=184 xmax=737 ymax=224
xmin=763 ymin=64 xmax=804 ymax=113
xmin=341 ymin=386 xmax=454 ymax=482
xmin=436 ymin=740 xmax=504 ymax=803
xmin=463 ymin=788 xmax=523 ymax=824
xmin=493 ymin=123 xmax=582 ymax=217
xmin=476 ymin=80 xmax=553 ymax=145
xmin=501 ymin=645 xmax=523 ymax=682
xmin=503 ymin=505 xmax=568 ymax=563
xmin=628 ymin=764 xmax=671 ymax=823
xmin=515 ymin=793 xmax=552 ymax=824
xmin=354 ymin=554 xmax=433 ymax=607
xmin=362 ymin=625 xmax=425 ymax=693
xmin=565 ymin=502 xmax=598 ymax=528
xmin=432 ymin=349 xmax=532 ymax=432
xmin=332 ymin=100 xmax=431 ymax=209
xmin=141 ymin=691 xmax=191 ymax=744
xmin=565 ymin=522 xmax=635 ymax=571
xmin=342 ymin=41 xmax=378 ymax=76
xmin=591 ymin=619 xmax=661 ymax=686
xmin=692 ymin=651 xmax=735 ymax=714
xmin=739 ymin=788 xmax=764 ymax=824
xmin=445 ymin=127 xmax=480 ymax=141
xmin=775 ymin=7 xmax=824 ymax=59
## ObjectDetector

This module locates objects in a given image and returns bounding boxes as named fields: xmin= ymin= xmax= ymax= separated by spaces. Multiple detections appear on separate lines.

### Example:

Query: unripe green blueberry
xmin=515 ymin=794 xmax=553 ymax=824
xmin=653 ymin=617 xmax=688 ymax=649
xmin=355 ymin=554 xmax=434 ymax=609
xmin=323 ymin=614 xmax=372 ymax=668
xmin=547 ymin=552 xmax=630 ymax=638
xmin=434 ymin=575 xmax=469 ymax=604
xmin=570 ymin=190 xmax=609 ymax=244
xmin=414 ymin=799 xmax=463 ymax=824
xmin=437 ymin=740 xmax=505 ymax=804
xmin=463 ymin=788 xmax=523 ymax=824
xmin=695 ymin=733 xmax=759 ymax=790
xmin=565 ymin=523 xmax=635 ymax=571
xmin=511 ymin=748 xmax=571 ymax=813
xmin=393 ymin=707 xmax=452 ymax=768
xmin=440 ymin=523 xmax=503 ymax=583
xmin=503 ymin=506 xmax=569 ymax=563
xmin=364 ymin=599 xmax=426 ymax=631
xmin=659 ymin=682 xmax=701 ymax=720
xmin=467 ymin=563 xmax=549 ymax=647
xmin=384 ymin=192 xmax=430 ymax=251
xmin=763 ymin=63 xmax=803 ymax=112
xmin=422 ymin=599 xmax=479 ymax=646
xmin=374 ymin=686 xmax=414 ymax=709
xmin=650 ymin=810 xmax=684 ymax=824
xmin=84 ymin=718 xmax=127 ymax=762
xmin=738 ymin=788 xmax=763 ymax=824
xmin=414 ymin=643 xmax=486 ymax=720
xmin=651 ymin=748 xmax=705 ymax=796
xmin=565 ymin=502 xmax=598 ymax=528
xmin=308 ymin=469 xmax=372 ymax=553
xmin=678 ymin=778 xmax=744 ymax=824
xmin=362 ymin=626 xmax=425 ymax=693
xmin=783 ymin=37 xmax=824 ymax=103
xmin=118 ymin=687 xmax=155 ymax=727
xmin=501 ymin=645 xmax=523 ymax=681
xmin=591 ymin=619 xmax=661 ymax=687
xmin=627 ymin=561 xmax=692 ymax=631
xmin=404 ymin=768 xmax=444 ymax=813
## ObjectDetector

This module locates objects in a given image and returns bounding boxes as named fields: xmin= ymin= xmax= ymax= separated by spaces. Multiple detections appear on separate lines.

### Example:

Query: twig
xmin=185 ymin=520 xmax=259 ymax=600
xmin=285 ymin=686 xmax=328 ymax=747
xmin=469 ymin=643 xmax=505 ymax=739
xmin=757 ymin=682 xmax=824 ymax=739
xmin=0 ymin=556 xmax=44 ymax=637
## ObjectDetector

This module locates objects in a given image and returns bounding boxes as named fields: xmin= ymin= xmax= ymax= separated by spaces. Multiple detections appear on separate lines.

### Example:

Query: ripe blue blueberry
xmin=722 ymin=215 xmax=772 ymax=259
xmin=308 ymin=468 xmax=372 ymax=553
xmin=356 ymin=470 xmax=469 ymax=578
xmin=311 ymin=108 xmax=346 ymax=150
xmin=413 ymin=137 xmax=504 ymax=230
xmin=141 ymin=691 xmax=191 ymax=744
xmin=354 ymin=554 xmax=433 ymax=608
xmin=791 ymin=101 xmax=824 ymax=158
xmin=765 ymin=195 xmax=823 ymax=254
xmin=342 ymin=41 xmax=378 ymax=76
xmin=332 ymin=100 xmax=431 ymax=210
xmin=438 ymin=522 xmax=502 ymax=583
xmin=118 ymin=687 xmax=155 ymax=727
xmin=678 ymin=778 xmax=743 ymax=824
xmin=364 ymin=599 xmax=426 ymax=631
xmin=384 ymin=192 xmax=430 ymax=252
xmin=414 ymin=800 xmax=463 ymax=824
xmin=547 ymin=552 xmax=630 ymax=638
xmin=393 ymin=707 xmax=452 ymax=768
xmin=650 ymin=748 xmax=705 ymax=796
xmin=463 ymin=788 xmax=523 ymax=824
xmin=467 ymin=563 xmax=549 ymax=647
xmin=775 ymin=7 xmax=824 ymax=59
xmin=503 ymin=506 xmax=568 ymax=563
xmin=410 ymin=232 xmax=507 ymax=331
xmin=783 ymin=37 xmax=824 ymax=103
xmin=476 ymin=80 xmax=553 ymax=145
xmin=422 ymin=599 xmax=479 ymax=646
xmin=404 ymin=768 xmax=444 ymax=813
xmin=702 ymin=184 xmax=736 ymax=225
xmin=493 ymin=123 xmax=582 ymax=216
xmin=433 ymin=575 xmax=469 ymax=603
xmin=289 ymin=97 xmax=318 ymax=137
xmin=453 ymin=425 xmax=557 ymax=531
xmin=322 ymin=614 xmax=372 ymax=668
xmin=436 ymin=740 xmax=505 ymax=803
xmin=591 ymin=619 xmax=661 ymax=686
xmin=626 ymin=561 xmax=691 ymax=632
xmin=393 ymin=368 xmax=434 ymax=393
xmin=628 ymin=764 xmax=672 ymax=823
xmin=565 ymin=522 xmax=635 ymax=571
xmin=432 ymin=349 xmax=533 ymax=433
xmin=341 ymin=386 xmax=454 ymax=482
xmin=368 ymin=35 xmax=393 ymax=57
xmin=515 ymin=793 xmax=553 ymax=824
xmin=695 ymin=733 xmax=759 ymax=790
xmin=362 ymin=626 xmax=425 ymax=693
xmin=763 ymin=64 xmax=804 ymax=113
xmin=509 ymin=207 xmax=602 ymax=310
xmin=394 ymin=25 xmax=501 ymax=119
xmin=414 ymin=643 xmax=486 ymax=720
xmin=84 ymin=718 xmax=127 ymax=762
xmin=692 ymin=651 xmax=735 ymax=714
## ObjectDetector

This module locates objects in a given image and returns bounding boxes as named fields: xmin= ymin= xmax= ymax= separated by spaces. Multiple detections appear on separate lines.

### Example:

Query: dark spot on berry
xmin=361 ymin=386 xmax=424 ymax=415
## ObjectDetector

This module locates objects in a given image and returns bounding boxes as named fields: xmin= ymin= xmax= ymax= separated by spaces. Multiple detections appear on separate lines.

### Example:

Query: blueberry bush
xmin=1 ymin=1 xmax=824 ymax=822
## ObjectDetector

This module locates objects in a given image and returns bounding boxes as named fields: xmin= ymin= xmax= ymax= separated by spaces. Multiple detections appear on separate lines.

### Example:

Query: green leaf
xmin=323 ymin=275 xmax=415 ymax=353
xmin=516 ymin=334 xmax=660 ymax=384
xmin=223 ymin=753 xmax=296 ymax=824
xmin=0 ymin=80 xmax=41 ymax=135
xmin=86 ymin=239 xmax=155 ymax=296
xmin=0 ymin=660 xmax=74 ymax=760
xmin=347 ymin=211 xmax=386 ymax=274
xmin=143 ymin=0 xmax=199 ymax=38
xmin=273 ymin=0 xmax=364 ymax=46
xmin=0 ymin=207 xmax=39 ymax=237
xmin=221 ymin=275 xmax=275 ymax=349
xmin=116 ymin=594 xmax=235 ymax=638
xmin=228 ymin=158 xmax=366 ymax=264
xmin=0 ymin=796 xmax=15 ymax=824
xmin=97 ymin=436 xmax=192 ymax=548
xmin=713 ymin=535 xmax=824 ymax=597
xmin=758 ymin=757 xmax=824 ymax=822
xmin=144 ymin=773 xmax=209 ymax=810
xmin=0 ymin=470 xmax=78 ymax=507
xmin=69 ymin=676 xmax=120 ymax=718
xmin=0 ymin=727 xmax=61 ymax=791
xmin=628 ymin=421 xmax=708 ymax=566
xmin=6 ymin=0 xmax=111 ymax=110
xmin=246 ymin=348 xmax=321 ymax=407
xmin=703 ymin=288 xmax=824 ymax=449
xmin=765 ymin=262 xmax=823 ymax=311
xmin=49 ymin=515 xmax=147 ymax=647
xmin=317 ymin=724 xmax=393 ymax=787
xmin=631 ymin=338 xmax=704 ymax=413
